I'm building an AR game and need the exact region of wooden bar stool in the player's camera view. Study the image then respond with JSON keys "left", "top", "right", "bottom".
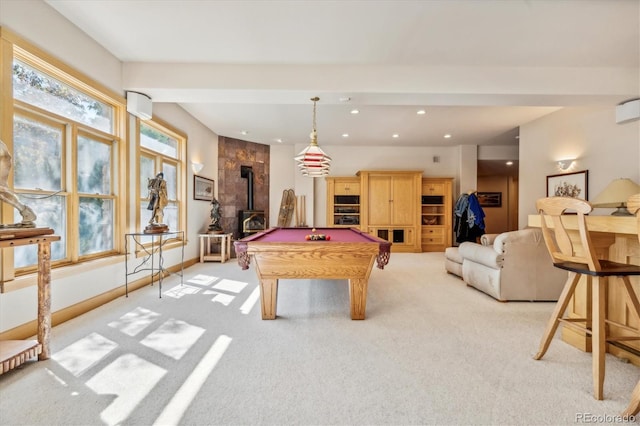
{"left": 623, "top": 193, "right": 640, "bottom": 416}
{"left": 534, "top": 196, "right": 640, "bottom": 400}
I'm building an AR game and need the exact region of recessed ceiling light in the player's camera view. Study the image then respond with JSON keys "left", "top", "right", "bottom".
{"left": 506, "top": 161, "right": 513, "bottom": 166}
{"left": 417, "top": 110, "right": 426, "bottom": 115}
{"left": 342, "top": 133, "right": 349, "bottom": 138}
{"left": 241, "top": 130, "right": 249, "bottom": 135}
{"left": 392, "top": 134, "right": 399, "bottom": 138}
{"left": 339, "top": 97, "right": 351, "bottom": 102}
{"left": 350, "top": 109, "right": 359, "bottom": 114}
{"left": 275, "top": 138, "right": 283, "bottom": 143}
{"left": 444, "top": 134, "right": 452, "bottom": 139}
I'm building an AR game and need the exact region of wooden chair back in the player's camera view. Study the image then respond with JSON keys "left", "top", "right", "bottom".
{"left": 536, "top": 196, "right": 600, "bottom": 271}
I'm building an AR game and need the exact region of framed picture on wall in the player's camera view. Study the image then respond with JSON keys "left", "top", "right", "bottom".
{"left": 194, "top": 175, "right": 214, "bottom": 201}
{"left": 546, "top": 170, "right": 589, "bottom": 200}
{"left": 477, "top": 192, "right": 502, "bottom": 207}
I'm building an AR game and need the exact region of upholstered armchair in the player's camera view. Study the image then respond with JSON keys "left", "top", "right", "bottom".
{"left": 458, "top": 228, "right": 567, "bottom": 301}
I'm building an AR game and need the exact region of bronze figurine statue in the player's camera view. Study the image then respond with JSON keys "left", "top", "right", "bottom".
{"left": 145, "top": 172, "right": 169, "bottom": 233}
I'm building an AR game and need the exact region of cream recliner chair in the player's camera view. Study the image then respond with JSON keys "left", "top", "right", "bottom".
{"left": 458, "top": 228, "right": 567, "bottom": 301}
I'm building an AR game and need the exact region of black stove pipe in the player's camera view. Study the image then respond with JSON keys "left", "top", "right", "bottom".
{"left": 240, "top": 165, "right": 254, "bottom": 211}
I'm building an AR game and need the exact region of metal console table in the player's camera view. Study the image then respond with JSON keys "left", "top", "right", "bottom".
{"left": 124, "top": 230, "right": 184, "bottom": 298}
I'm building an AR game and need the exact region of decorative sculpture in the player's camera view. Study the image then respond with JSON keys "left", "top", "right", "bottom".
{"left": 208, "top": 196, "right": 223, "bottom": 233}
{"left": 145, "top": 172, "right": 169, "bottom": 233}
{"left": 0, "top": 139, "right": 37, "bottom": 228}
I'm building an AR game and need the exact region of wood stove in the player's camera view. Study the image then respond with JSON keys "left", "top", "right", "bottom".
{"left": 239, "top": 165, "right": 266, "bottom": 237}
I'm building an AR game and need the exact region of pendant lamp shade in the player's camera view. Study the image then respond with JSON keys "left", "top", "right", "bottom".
{"left": 296, "top": 97, "right": 331, "bottom": 177}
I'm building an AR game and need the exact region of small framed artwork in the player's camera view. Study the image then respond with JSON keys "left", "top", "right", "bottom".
{"left": 477, "top": 192, "right": 502, "bottom": 207}
{"left": 546, "top": 170, "right": 589, "bottom": 200}
{"left": 194, "top": 175, "right": 214, "bottom": 201}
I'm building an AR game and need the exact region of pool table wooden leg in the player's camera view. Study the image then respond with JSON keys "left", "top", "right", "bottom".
{"left": 349, "top": 278, "right": 368, "bottom": 320}
{"left": 260, "top": 279, "right": 278, "bottom": 320}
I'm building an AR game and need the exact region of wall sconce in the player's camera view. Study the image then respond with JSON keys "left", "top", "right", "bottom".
{"left": 191, "top": 162, "right": 204, "bottom": 174}
{"left": 557, "top": 159, "right": 575, "bottom": 171}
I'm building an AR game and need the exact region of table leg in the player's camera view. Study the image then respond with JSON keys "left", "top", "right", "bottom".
{"left": 349, "top": 278, "right": 368, "bottom": 320}
{"left": 221, "top": 235, "right": 227, "bottom": 263}
{"left": 592, "top": 276, "right": 605, "bottom": 400}
{"left": 259, "top": 279, "right": 278, "bottom": 320}
{"left": 199, "top": 236, "right": 204, "bottom": 263}
{"left": 37, "top": 242, "right": 51, "bottom": 360}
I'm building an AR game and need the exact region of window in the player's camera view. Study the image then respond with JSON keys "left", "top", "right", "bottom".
{"left": 77, "top": 133, "right": 115, "bottom": 256}
{"left": 13, "top": 59, "right": 114, "bottom": 133}
{"left": 2, "top": 41, "right": 125, "bottom": 277}
{"left": 12, "top": 112, "right": 67, "bottom": 267}
{"left": 138, "top": 121, "right": 186, "bottom": 235}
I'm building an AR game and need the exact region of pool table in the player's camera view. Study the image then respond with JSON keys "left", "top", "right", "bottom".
{"left": 234, "top": 227, "right": 391, "bottom": 320}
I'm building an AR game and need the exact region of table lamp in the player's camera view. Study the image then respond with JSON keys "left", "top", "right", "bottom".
{"left": 591, "top": 178, "right": 640, "bottom": 216}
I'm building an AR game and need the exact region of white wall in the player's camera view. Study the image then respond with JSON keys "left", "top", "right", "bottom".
{"left": 268, "top": 144, "right": 296, "bottom": 227}
{"left": 519, "top": 106, "right": 640, "bottom": 226}
{"left": 1, "top": 0, "right": 122, "bottom": 94}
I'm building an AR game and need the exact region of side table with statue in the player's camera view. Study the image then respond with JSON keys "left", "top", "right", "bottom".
{"left": 0, "top": 139, "right": 59, "bottom": 374}
{"left": 127, "top": 171, "right": 184, "bottom": 297}
{"left": 199, "top": 196, "right": 231, "bottom": 262}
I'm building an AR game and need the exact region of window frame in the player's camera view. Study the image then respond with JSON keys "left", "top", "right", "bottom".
{"left": 0, "top": 28, "right": 127, "bottom": 285}
{"left": 75, "top": 129, "right": 119, "bottom": 261}
{"left": 134, "top": 118, "right": 187, "bottom": 249}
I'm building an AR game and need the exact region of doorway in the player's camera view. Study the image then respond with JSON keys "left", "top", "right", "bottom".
{"left": 477, "top": 160, "right": 519, "bottom": 234}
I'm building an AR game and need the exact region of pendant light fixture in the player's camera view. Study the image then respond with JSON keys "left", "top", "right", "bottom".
{"left": 295, "top": 97, "right": 331, "bottom": 177}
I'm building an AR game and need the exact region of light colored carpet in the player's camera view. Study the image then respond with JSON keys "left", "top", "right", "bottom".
{"left": 1, "top": 252, "right": 638, "bottom": 425}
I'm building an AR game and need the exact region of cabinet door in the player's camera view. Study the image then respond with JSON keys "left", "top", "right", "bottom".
{"left": 391, "top": 174, "right": 415, "bottom": 225}
{"left": 334, "top": 178, "right": 360, "bottom": 196}
{"left": 326, "top": 177, "right": 361, "bottom": 228}
{"left": 368, "top": 175, "right": 392, "bottom": 225}
{"left": 423, "top": 182, "right": 444, "bottom": 196}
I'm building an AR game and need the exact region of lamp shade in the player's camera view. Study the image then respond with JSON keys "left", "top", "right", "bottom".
{"left": 296, "top": 97, "right": 331, "bottom": 177}
{"left": 592, "top": 178, "right": 640, "bottom": 208}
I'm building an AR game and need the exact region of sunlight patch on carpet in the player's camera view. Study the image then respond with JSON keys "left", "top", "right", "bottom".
{"left": 240, "top": 285, "right": 260, "bottom": 315}
{"left": 152, "top": 335, "right": 232, "bottom": 426}
{"left": 85, "top": 353, "right": 166, "bottom": 426}
{"left": 187, "top": 274, "right": 218, "bottom": 286}
{"left": 209, "top": 291, "right": 235, "bottom": 306}
{"left": 140, "top": 318, "right": 205, "bottom": 360}
{"left": 212, "top": 278, "right": 248, "bottom": 293}
{"left": 163, "top": 284, "right": 202, "bottom": 298}
{"left": 52, "top": 332, "right": 118, "bottom": 377}
{"left": 108, "top": 307, "right": 160, "bottom": 337}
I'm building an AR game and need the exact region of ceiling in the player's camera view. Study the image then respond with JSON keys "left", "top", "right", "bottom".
{"left": 45, "top": 0, "right": 639, "bottom": 153}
